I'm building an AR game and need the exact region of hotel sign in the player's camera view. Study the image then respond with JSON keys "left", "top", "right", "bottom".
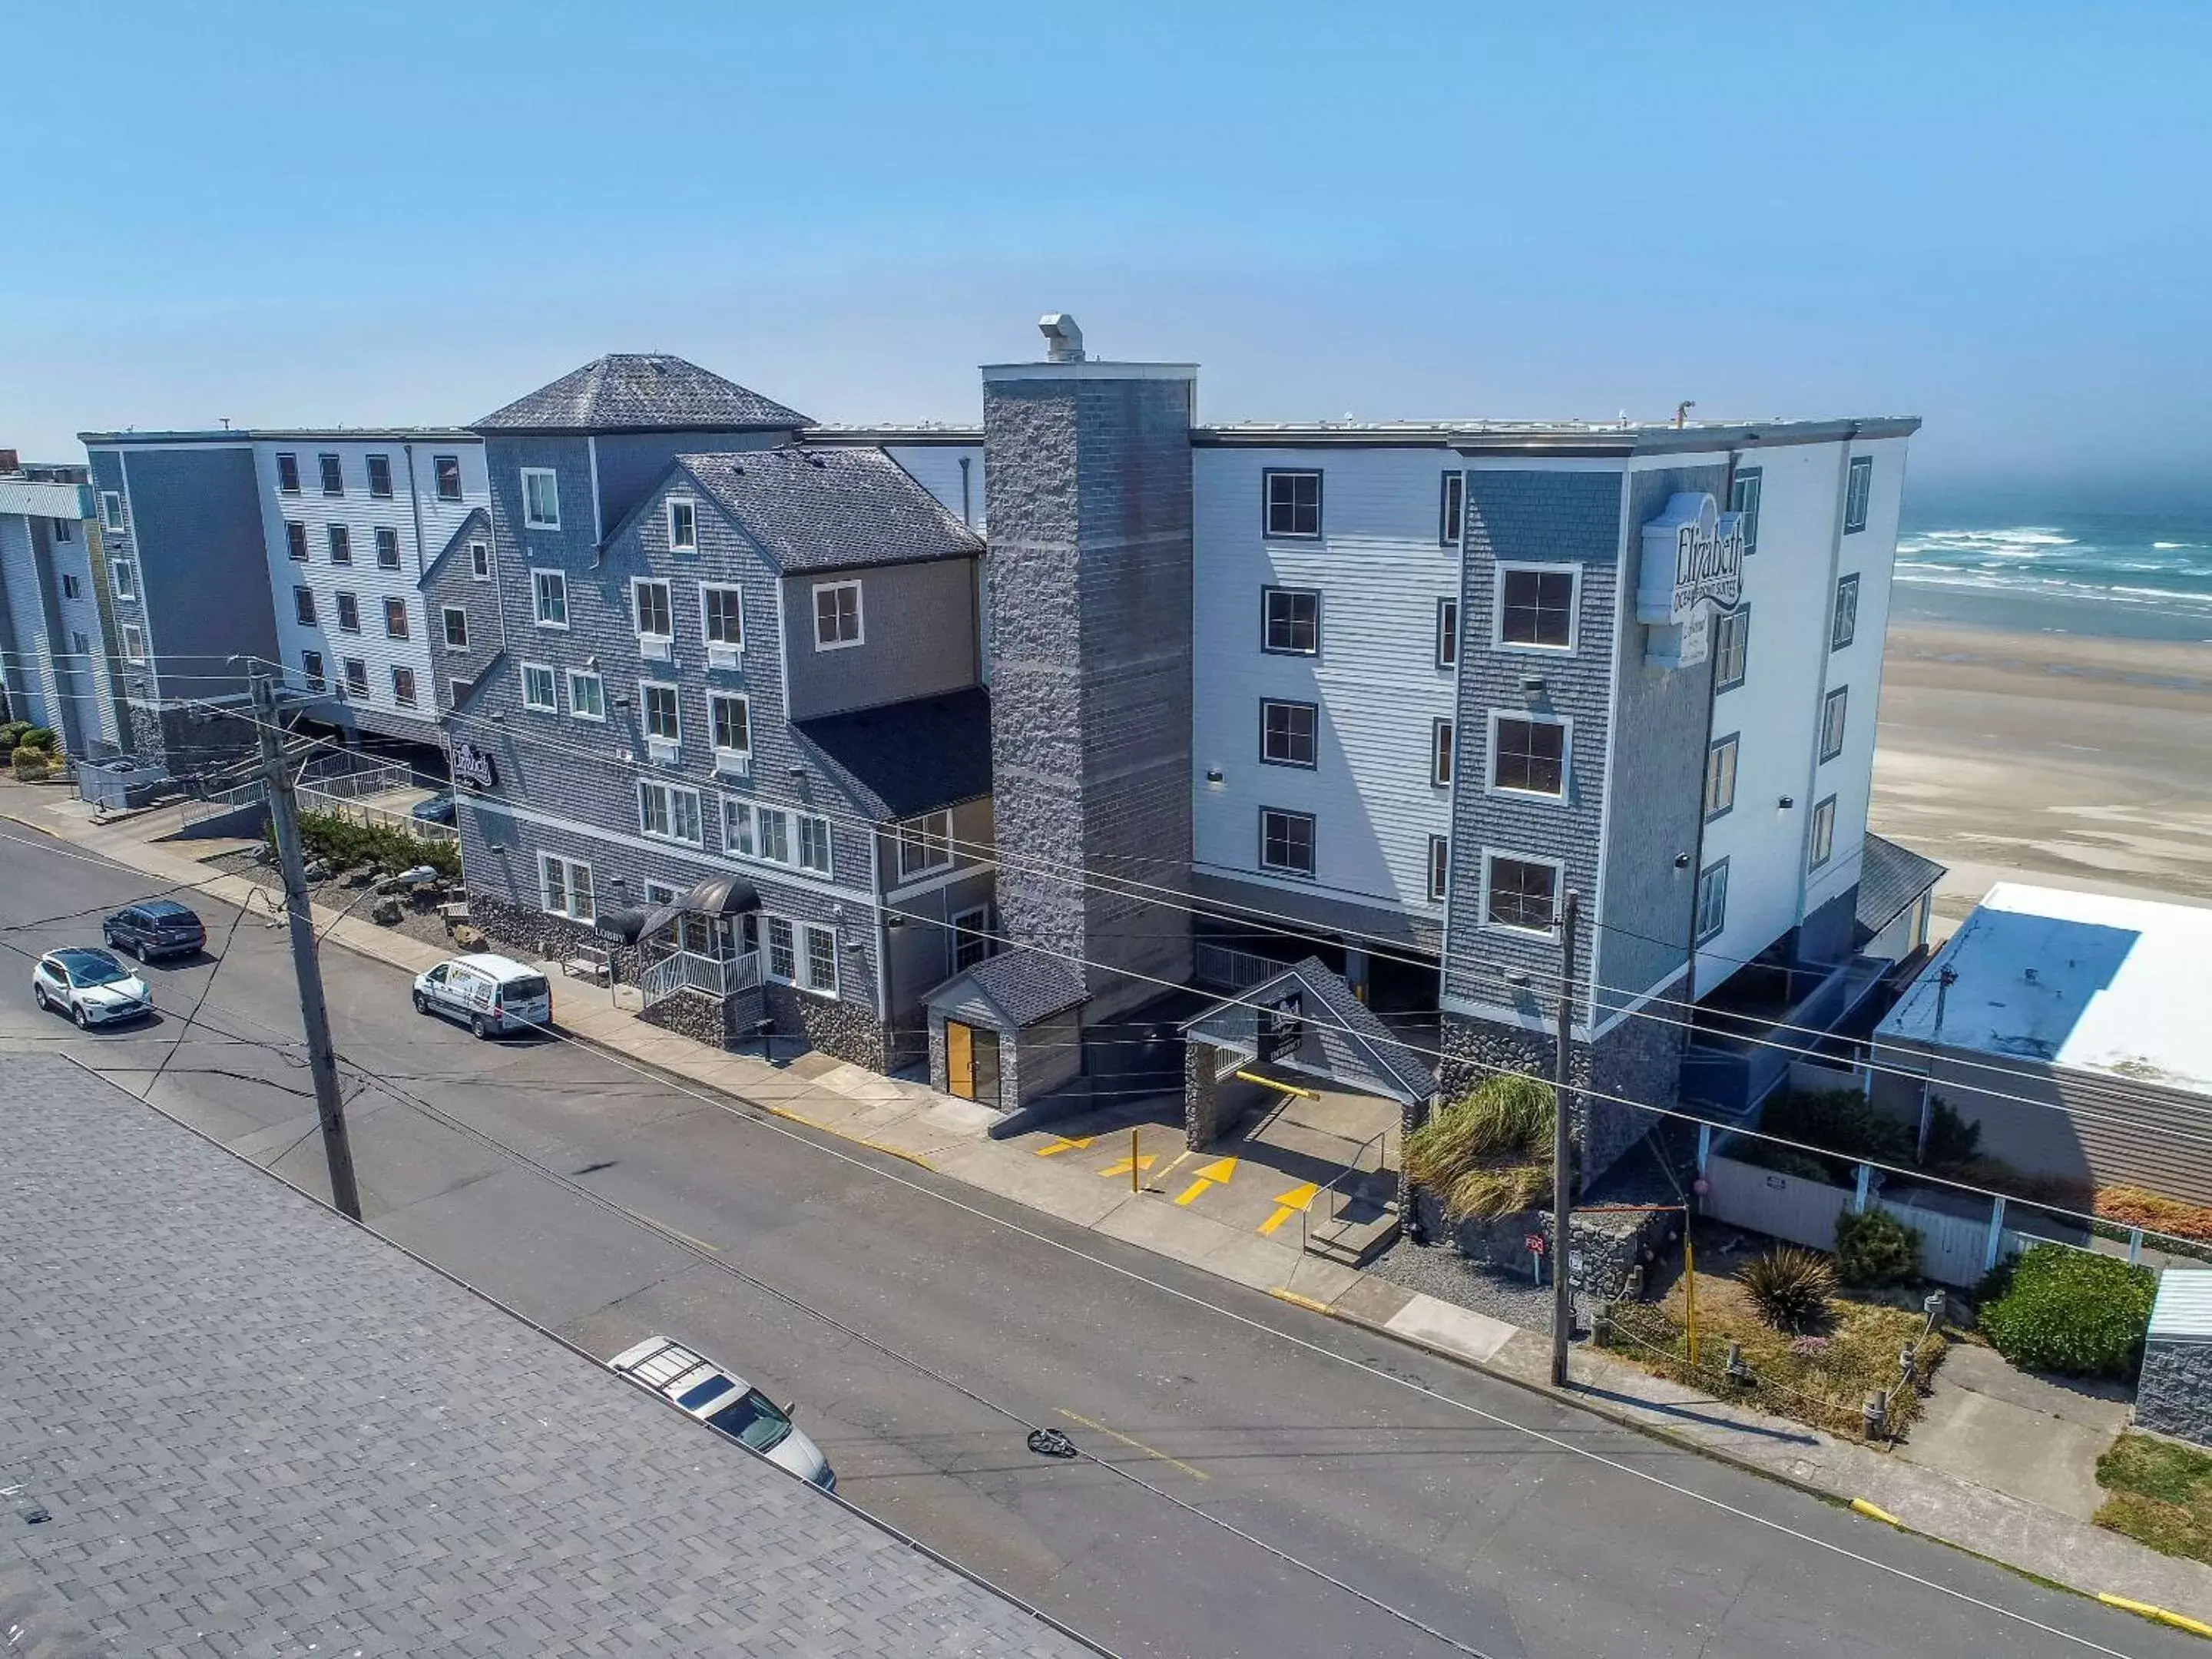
{"left": 1637, "top": 492, "right": 1747, "bottom": 669}
{"left": 451, "top": 740, "right": 498, "bottom": 793}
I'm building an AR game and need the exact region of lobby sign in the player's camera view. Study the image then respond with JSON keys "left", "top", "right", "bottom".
{"left": 451, "top": 740, "right": 498, "bottom": 793}
{"left": 1636, "top": 492, "right": 1747, "bottom": 669}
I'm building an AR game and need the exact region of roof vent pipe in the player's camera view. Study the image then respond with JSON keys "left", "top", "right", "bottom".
{"left": 1038, "top": 313, "right": 1085, "bottom": 363}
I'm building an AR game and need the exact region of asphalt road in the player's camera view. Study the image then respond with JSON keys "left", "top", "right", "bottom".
{"left": 0, "top": 823, "right": 2189, "bottom": 1659}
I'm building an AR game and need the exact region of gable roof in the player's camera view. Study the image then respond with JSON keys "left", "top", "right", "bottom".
{"left": 926, "top": 950, "right": 1088, "bottom": 1029}
{"left": 473, "top": 354, "right": 810, "bottom": 434}
{"left": 1183, "top": 957, "right": 1438, "bottom": 1106}
{"left": 418, "top": 505, "right": 492, "bottom": 587}
{"left": 1854, "top": 831, "right": 1946, "bottom": 943}
{"left": 796, "top": 687, "right": 992, "bottom": 820}
{"left": 677, "top": 446, "right": 984, "bottom": 573}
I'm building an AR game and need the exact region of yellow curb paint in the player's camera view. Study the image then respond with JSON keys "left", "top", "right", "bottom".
{"left": 1849, "top": 1498, "right": 1902, "bottom": 1527}
{"left": 1232, "top": 1068, "right": 1319, "bottom": 1099}
{"left": 1258, "top": 1181, "right": 1320, "bottom": 1236}
{"left": 2098, "top": 1593, "right": 2212, "bottom": 1639}
{"left": 1268, "top": 1288, "right": 1333, "bottom": 1315}
{"left": 758, "top": 1104, "right": 934, "bottom": 1171}
{"left": 1173, "top": 1157, "right": 1237, "bottom": 1206}
{"left": 1056, "top": 1408, "right": 1209, "bottom": 1482}
{"left": 1034, "top": 1136, "right": 1095, "bottom": 1157}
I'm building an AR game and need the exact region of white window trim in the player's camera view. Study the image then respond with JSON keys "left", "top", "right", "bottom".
{"left": 1704, "top": 731, "right": 1740, "bottom": 821}
{"left": 1257, "top": 806, "right": 1316, "bottom": 878}
{"left": 1491, "top": 561, "right": 1581, "bottom": 655}
{"left": 1435, "top": 597, "right": 1459, "bottom": 670}
{"left": 1427, "top": 834, "right": 1449, "bottom": 904}
{"left": 334, "top": 591, "right": 361, "bottom": 634}
{"left": 1808, "top": 795, "right": 1839, "bottom": 870}
{"left": 521, "top": 467, "right": 561, "bottom": 530}
{"left": 382, "top": 597, "right": 410, "bottom": 641}
{"left": 708, "top": 692, "right": 750, "bottom": 760}
{"left": 700, "top": 583, "right": 745, "bottom": 658}
{"left": 341, "top": 658, "right": 369, "bottom": 699}
{"left": 1478, "top": 847, "right": 1566, "bottom": 939}
{"left": 636, "top": 778, "right": 705, "bottom": 846}
{"left": 101, "top": 491, "right": 124, "bottom": 530}
{"left": 442, "top": 607, "right": 469, "bottom": 651}
{"left": 761, "top": 914, "right": 800, "bottom": 987}
{"left": 1482, "top": 709, "right": 1572, "bottom": 801}
{"left": 951, "top": 903, "right": 991, "bottom": 972}
{"left": 519, "top": 660, "right": 558, "bottom": 714}
{"left": 812, "top": 579, "right": 864, "bottom": 651}
{"left": 731, "top": 805, "right": 834, "bottom": 877}
{"left": 1820, "top": 686, "right": 1849, "bottom": 762}
{"left": 121, "top": 623, "right": 145, "bottom": 664}
{"left": 1696, "top": 858, "right": 1731, "bottom": 945}
{"left": 666, "top": 495, "right": 698, "bottom": 553}
{"left": 1431, "top": 718, "right": 1454, "bottom": 790}
{"left": 566, "top": 670, "right": 606, "bottom": 723}
{"left": 720, "top": 796, "right": 755, "bottom": 858}
{"left": 796, "top": 813, "right": 835, "bottom": 877}
{"left": 639, "top": 677, "right": 682, "bottom": 754}
{"left": 111, "top": 558, "right": 136, "bottom": 598}
{"left": 469, "top": 540, "right": 490, "bottom": 581}
{"left": 896, "top": 810, "right": 955, "bottom": 880}
{"left": 531, "top": 567, "right": 569, "bottom": 631}
{"left": 538, "top": 853, "right": 595, "bottom": 922}
{"left": 800, "top": 920, "right": 841, "bottom": 998}
{"left": 632, "top": 577, "right": 675, "bottom": 654}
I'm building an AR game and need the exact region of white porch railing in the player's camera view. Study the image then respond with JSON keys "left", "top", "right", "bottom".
{"left": 637, "top": 949, "right": 761, "bottom": 1009}
{"left": 1194, "top": 940, "right": 1288, "bottom": 994}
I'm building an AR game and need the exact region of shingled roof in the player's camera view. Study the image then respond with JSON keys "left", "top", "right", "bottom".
{"left": 680, "top": 445, "right": 985, "bottom": 572}
{"left": 797, "top": 687, "right": 992, "bottom": 820}
{"left": 474, "top": 353, "right": 811, "bottom": 433}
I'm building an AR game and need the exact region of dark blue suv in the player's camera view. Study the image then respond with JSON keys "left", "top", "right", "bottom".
{"left": 101, "top": 899, "right": 207, "bottom": 962}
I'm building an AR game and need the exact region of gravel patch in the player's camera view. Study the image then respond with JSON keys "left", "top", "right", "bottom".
{"left": 200, "top": 848, "right": 457, "bottom": 955}
{"left": 1367, "top": 1235, "right": 1557, "bottom": 1333}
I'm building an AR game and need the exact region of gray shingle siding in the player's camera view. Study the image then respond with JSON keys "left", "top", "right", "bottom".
{"left": 420, "top": 508, "right": 502, "bottom": 711}
{"left": 593, "top": 428, "right": 786, "bottom": 534}
{"left": 1444, "top": 468, "right": 1622, "bottom": 1012}
{"left": 780, "top": 560, "right": 980, "bottom": 719}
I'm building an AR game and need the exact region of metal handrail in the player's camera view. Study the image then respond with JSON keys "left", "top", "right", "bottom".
{"left": 1300, "top": 1126, "right": 1392, "bottom": 1256}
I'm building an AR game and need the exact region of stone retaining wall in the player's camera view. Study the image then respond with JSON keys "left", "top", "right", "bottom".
{"left": 2136, "top": 1339, "right": 2212, "bottom": 1449}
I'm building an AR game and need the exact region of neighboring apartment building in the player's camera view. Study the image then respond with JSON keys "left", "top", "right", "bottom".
{"left": 440, "top": 355, "right": 996, "bottom": 1067}
{"left": 75, "top": 428, "right": 492, "bottom": 777}
{"left": 0, "top": 452, "right": 127, "bottom": 757}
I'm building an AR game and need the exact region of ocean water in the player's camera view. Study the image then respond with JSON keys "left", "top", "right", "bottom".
{"left": 1890, "top": 508, "right": 2212, "bottom": 643}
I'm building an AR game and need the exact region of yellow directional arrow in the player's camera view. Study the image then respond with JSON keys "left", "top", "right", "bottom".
{"left": 1098, "top": 1154, "right": 1156, "bottom": 1179}
{"left": 1034, "top": 1136, "right": 1095, "bottom": 1157}
{"left": 1259, "top": 1181, "right": 1320, "bottom": 1236}
{"left": 1173, "top": 1157, "right": 1238, "bottom": 1206}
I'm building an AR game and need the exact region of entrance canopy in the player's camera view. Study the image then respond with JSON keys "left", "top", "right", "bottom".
{"left": 1181, "top": 956, "right": 1436, "bottom": 1107}
{"left": 596, "top": 873, "right": 760, "bottom": 945}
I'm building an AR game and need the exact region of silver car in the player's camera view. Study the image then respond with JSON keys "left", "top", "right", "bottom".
{"left": 31, "top": 947, "right": 153, "bottom": 1028}
{"left": 608, "top": 1336, "right": 835, "bottom": 1490}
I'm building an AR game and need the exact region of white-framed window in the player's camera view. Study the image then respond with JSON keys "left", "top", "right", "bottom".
{"left": 531, "top": 568, "right": 568, "bottom": 628}
{"left": 760, "top": 915, "right": 796, "bottom": 983}
{"left": 641, "top": 680, "right": 681, "bottom": 743}
{"left": 1431, "top": 718, "right": 1454, "bottom": 788}
{"left": 637, "top": 779, "right": 704, "bottom": 845}
{"left": 667, "top": 496, "right": 697, "bottom": 552}
{"left": 110, "top": 558, "right": 135, "bottom": 598}
{"left": 1831, "top": 574, "right": 1861, "bottom": 651}
{"left": 383, "top": 598, "right": 409, "bottom": 640}
{"left": 644, "top": 879, "right": 678, "bottom": 906}
{"left": 375, "top": 526, "right": 401, "bottom": 569}
{"left": 366, "top": 454, "right": 393, "bottom": 499}
{"left": 342, "top": 657, "right": 369, "bottom": 698}
{"left": 796, "top": 814, "right": 833, "bottom": 875}
{"left": 567, "top": 670, "right": 605, "bottom": 721}
{"left": 327, "top": 524, "right": 352, "bottom": 565}
{"left": 1696, "top": 858, "right": 1730, "bottom": 944}
{"left": 121, "top": 622, "right": 144, "bottom": 663}
{"left": 469, "top": 539, "right": 489, "bottom": 580}
{"left": 391, "top": 666, "right": 418, "bottom": 707}
{"left": 1260, "top": 699, "right": 1318, "bottom": 769}
{"left": 522, "top": 467, "right": 561, "bottom": 530}
{"left": 1435, "top": 598, "right": 1459, "bottom": 669}
{"left": 539, "top": 853, "right": 596, "bottom": 922}
{"left": 100, "top": 490, "right": 124, "bottom": 530}
{"left": 1439, "top": 472, "right": 1464, "bottom": 547}
{"left": 896, "top": 810, "right": 953, "bottom": 879}
{"left": 1843, "top": 455, "right": 1873, "bottom": 534}
{"left": 1714, "top": 606, "right": 1750, "bottom": 692}
{"left": 952, "top": 905, "right": 990, "bottom": 972}
{"left": 1489, "top": 713, "right": 1568, "bottom": 798}
{"left": 755, "top": 805, "right": 791, "bottom": 864}
{"left": 435, "top": 455, "right": 463, "bottom": 502}
{"left": 1495, "top": 565, "right": 1578, "bottom": 651}
{"left": 1809, "top": 795, "right": 1838, "bottom": 870}
{"left": 335, "top": 591, "right": 360, "bottom": 633}
{"left": 1730, "top": 468, "right": 1762, "bottom": 554}
{"left": 721, "top": 796, "right": 755, "bottom": 856}
{"left": 275, "top": 453, "right": 300, "bottom": 495}
{"left": 442, "top": 607, "right": 469, "bottom": 650}
{"left": 1704, "top": 733, "right": 1739, "bottom": 820}
{"left": 1820, "top": 686, "right": 1849, "bottom": 761}
{"left": 710, "top": 692, "right": 750, "bottom": 762}
{"left": 318, "top": 453, "right": 344, "bottom": 496}
{"left": 1481, "top": 851, "right": 1561, "bottom": 936}
{"left": 633, "top": 578, "right": 674, "bottom": 643}
{"left": 300, "top": 650, "right": 325, "bottom": 691}
{"left": 1263, "top": 469, "right": 1322, "bottom": 538}
{"left": 1428, "top": 835, "right": 1449, "bottom": 903}
{"left": 521, "top": 661, "right": 558, "bottom": 712}
{"left": 701, "top": 584, "right": 744, "bottom": 651}
{"left": 801, "top": 922, "right": 839, "bottom": 995}
{"left": 1261, "top": 586, "right": 1320, "bottom": 655}
{"left": 293, "top": 587, "right": 316, "bottom": 626}
{"left": 813, "top": 579, "right": 863, "bottom": 650}
{"left": 1259, "top": 807, "right": 1316, "bottom": 877}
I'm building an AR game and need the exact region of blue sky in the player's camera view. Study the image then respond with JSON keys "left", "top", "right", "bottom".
{"left": 5, "top": 2, "right": 2206, "bottom": 498}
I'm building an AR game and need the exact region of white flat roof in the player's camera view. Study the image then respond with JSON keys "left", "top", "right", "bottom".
{"left": 2150, "top": 1270, "right": 2212, "bottom": 1343}
{"left": 1876, "top": 882, "right": 2212, "bottom": 1098}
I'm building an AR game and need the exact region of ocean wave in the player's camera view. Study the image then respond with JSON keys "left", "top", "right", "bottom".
{"left": 2152, "top": 541, "right": 2203, "bottom": 551}
{"left": 1893, "top": 563, "right": 2212, "bottom": 612}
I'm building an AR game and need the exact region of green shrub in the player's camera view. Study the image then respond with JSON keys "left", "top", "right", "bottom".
{"left": 1760, "top": 1088, "right": 1914, "bottom": 1167}
{"left": 1734, "top": 1141, "right": 1840, "bottom": 1185}
{"left": 1405, "top": 1073, "right": 1557, "bottom": 1222}
{"left": 17, "top": 726, "right": 56, "bottom": 753}
{"left": 265, "top": 811, "right": 460, "bottom": 882}
{"left": 1978, "top": 1243, "right": 2155, "bottom": 1379}
{"left": 1920, "top": 1098, "right": 1982, "bottom": 1167}
{"left": 1739, "top": 1247, "right": 1838, "bottom": 1332}
{"left": 12, "top": 744, "right": 52, "bottom": 780}
{"left": 1835, "top": 1207, "right": 1922, "bottom": 1286}
{"left": 0, "top": 720, "right": 31, "bottom": 751}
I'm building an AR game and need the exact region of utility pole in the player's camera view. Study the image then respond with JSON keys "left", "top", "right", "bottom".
{"left": 250, "top": 670, "right": 361, "bottom": 1220}
{"left": 1551, "top": 889, "right": 1581, "bottom": 1388}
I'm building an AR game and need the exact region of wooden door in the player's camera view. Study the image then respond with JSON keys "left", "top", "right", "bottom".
{"left": 947, "top": 1021, "right": 975, "bottom": 1099}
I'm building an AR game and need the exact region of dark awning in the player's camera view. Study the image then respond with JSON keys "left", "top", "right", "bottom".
{"left": 593, "top": 873, "right": 760, "bottom": 945}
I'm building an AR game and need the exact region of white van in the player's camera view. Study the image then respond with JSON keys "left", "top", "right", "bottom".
{"left": 608, "top": 1336, "right": 835, "bottom": 1489}
{"left": 411, "top": 952, "right": 553, "bottom": 1038}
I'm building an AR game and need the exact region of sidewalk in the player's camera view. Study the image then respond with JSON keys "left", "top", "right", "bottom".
{"left": 7, "top": 782, "right": 2209, "bottom": 1624}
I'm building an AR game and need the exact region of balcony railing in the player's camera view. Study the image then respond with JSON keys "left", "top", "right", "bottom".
{"left": 637, "top": 948, "right": 761, "bottom": 1009}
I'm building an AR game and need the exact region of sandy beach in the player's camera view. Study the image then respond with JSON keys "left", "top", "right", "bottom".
{"left": 1872, "top": 621, "right": 2212, "bottom": 922}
